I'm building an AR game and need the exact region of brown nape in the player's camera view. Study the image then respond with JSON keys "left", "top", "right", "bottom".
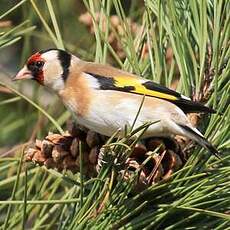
{"left": 82, "top": 62, "right": 136, "bottom": 78}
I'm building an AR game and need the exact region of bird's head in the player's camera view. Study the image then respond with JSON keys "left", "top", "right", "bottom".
{"left": 13, "top": 49, "right": 74, "bottom": 91}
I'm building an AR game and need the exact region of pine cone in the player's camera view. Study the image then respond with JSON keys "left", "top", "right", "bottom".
{"left": 25, "top": 121, "right": 186, "bottom": 190}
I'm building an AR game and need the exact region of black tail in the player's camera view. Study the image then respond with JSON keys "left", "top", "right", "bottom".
{"left": 178, "top": 124, "right": 220, "bottom": 159}
{"left": 173, "top": 99, "right": 216, "bottom": 114}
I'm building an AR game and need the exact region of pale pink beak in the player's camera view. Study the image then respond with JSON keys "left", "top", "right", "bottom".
{"left": 13, "top": 66, "right": 32, "bottom": 81}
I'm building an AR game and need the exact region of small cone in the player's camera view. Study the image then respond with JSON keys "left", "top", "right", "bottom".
{"left": 25, "top": 121, "right": 186, "bottom": 191}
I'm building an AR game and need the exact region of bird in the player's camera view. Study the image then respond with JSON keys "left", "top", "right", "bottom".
{"left": 13, "top": 48, "right": 219, "bottom": 157}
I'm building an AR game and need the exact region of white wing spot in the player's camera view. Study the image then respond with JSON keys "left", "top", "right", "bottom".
{"left": 181, "top": 94, "right": 191, "bottom": 100}
{"left": 83, "top": 73, "right": 100, "bottom": 89}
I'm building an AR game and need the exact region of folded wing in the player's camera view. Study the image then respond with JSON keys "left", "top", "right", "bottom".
{"left": 85, "top": 70, "right": 215, "bottom": 114}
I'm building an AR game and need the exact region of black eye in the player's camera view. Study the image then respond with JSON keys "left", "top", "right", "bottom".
{"left": 35, "top": 61, "right": 44, "bottom": 68}
{"left": 27, "top": 60, "right": 44, "bottom": 73}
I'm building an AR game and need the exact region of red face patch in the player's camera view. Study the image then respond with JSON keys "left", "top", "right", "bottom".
{"left": 27, "top": 52, "right": 42, "bottom": 65}
{"left": 27, "top": 52, "right": 45, "bottom": 85}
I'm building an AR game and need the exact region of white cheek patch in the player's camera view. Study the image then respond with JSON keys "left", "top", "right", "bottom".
{"left": 51, "top": 77, "right": 65, "bottom": 91}
{"left": 44, "top": 62, "right": 62, "bottom": 77}
{"left": 43, "top": 60, "right": 65, "bottom": 91}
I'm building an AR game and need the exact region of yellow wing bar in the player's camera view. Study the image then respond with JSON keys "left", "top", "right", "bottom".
{"left": 114, "top": 76, "right": 178, "bottom": 101}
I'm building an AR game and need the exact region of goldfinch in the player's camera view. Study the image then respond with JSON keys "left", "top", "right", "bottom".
{"left": 13, "top": 49, "right": 219, "bottom": 157}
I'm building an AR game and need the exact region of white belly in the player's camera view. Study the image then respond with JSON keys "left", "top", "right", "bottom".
{"left": 66, "top": 91, "right": 177, "bottom": 138}
{"left": 75, "top": 111, "right": 166, "bottom": 138}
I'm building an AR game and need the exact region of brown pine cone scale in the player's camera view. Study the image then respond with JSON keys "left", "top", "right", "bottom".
{"left": 25, "top": 122, "right": 186, "bottom": 189}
